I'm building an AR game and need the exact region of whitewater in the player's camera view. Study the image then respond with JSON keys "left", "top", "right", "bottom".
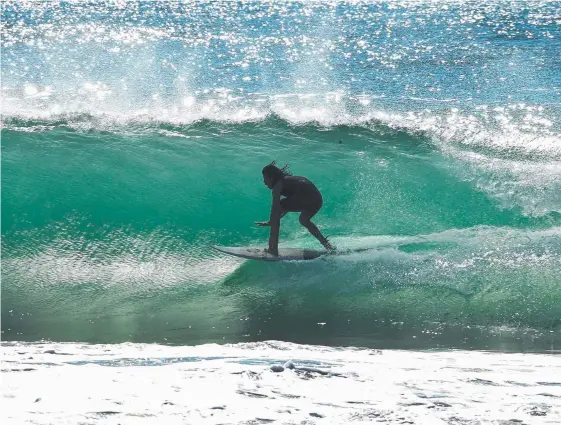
{"left": 1, "top": 1, "right": 561, "bottom": 423}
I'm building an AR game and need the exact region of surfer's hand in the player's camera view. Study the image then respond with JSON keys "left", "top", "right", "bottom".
{"left": 255, "top": 221, "right": 270, "bottom": 227}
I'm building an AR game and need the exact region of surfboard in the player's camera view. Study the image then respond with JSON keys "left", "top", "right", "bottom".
{"left": 212, "top": 245, "right": 327, "bottom": 261}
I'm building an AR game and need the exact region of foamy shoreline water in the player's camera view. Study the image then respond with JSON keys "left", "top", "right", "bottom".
{"left": 2, "top": 341, "right": 560, "bottom": 424}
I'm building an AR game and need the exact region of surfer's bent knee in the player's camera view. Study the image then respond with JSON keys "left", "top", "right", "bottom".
{"left": 299, "top": 214, "right": 310, "bottom": 226}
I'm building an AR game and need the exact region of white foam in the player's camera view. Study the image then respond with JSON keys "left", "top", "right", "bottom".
{"left": 2, "top": 341, "right": 560, "bottom": 424}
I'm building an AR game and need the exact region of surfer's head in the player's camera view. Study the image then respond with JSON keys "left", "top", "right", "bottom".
{"left": 262, "top": 161, "right": 291, "bottom": 189}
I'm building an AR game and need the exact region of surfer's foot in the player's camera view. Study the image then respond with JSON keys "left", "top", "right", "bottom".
{"left": 321, "top": 237, "right": 336, "bottom": 251}
{"left": 264, "top": 248, "right": 279, "bottom": 257}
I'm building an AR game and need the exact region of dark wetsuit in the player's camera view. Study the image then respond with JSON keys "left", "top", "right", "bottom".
{"left": 279, "top": 176, "right": 323, "bottom": 217}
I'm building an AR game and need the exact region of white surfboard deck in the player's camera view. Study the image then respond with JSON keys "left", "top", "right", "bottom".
{"left": 212, "top": 245, "right": 327, "bottom": 261}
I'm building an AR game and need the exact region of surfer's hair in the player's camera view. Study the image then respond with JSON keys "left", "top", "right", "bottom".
{"left": 262, "top": 160, "right": 291, "bottom": 184}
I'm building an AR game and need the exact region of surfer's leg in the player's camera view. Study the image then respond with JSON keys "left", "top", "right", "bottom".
{"left": 299, "top": 211, "right": 335, "bottom": 251}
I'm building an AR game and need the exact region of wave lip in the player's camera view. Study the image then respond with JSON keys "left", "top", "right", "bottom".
{"left": 3, "top": 94, "right": 560, "bottom": 154}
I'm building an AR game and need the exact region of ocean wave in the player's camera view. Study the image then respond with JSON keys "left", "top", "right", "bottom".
{"left": 3, "top": 103, "right": 561, "bottom": 223}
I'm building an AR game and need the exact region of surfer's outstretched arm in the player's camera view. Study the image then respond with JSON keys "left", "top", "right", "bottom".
{"left": 255, "top": 210, "right": 287, "bottom": 227}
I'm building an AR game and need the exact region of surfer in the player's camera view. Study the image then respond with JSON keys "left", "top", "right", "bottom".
{"left": 255, "top": 161, "right": 335, "bottom": 256}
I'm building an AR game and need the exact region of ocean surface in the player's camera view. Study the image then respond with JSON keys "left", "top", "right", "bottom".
{"left": 1, "top": 1, "right": 561, "bottom": 423}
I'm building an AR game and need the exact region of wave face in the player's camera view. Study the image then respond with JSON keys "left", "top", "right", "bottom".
{"left": 2, "top": 1, "right": 561, "bottom": 350}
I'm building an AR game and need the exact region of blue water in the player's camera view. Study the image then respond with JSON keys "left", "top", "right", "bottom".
{"left": 1, "top": 1, "right": 560, "bottom": 351}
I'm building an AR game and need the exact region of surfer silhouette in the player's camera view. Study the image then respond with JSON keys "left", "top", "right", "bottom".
{"left": 255, "top": 161, "right": 335, "bottom": 256}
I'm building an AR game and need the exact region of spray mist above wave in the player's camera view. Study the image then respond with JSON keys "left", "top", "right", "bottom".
{"left": 3, "top": 0, "right": 560, "bottom": 162}
{"left": 3, "top": 0, "right": 560, "bottom": 116}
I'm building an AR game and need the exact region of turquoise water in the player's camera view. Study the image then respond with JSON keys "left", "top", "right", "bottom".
{"left": 2, "top": 1, "right": 560, "bottom": 350}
